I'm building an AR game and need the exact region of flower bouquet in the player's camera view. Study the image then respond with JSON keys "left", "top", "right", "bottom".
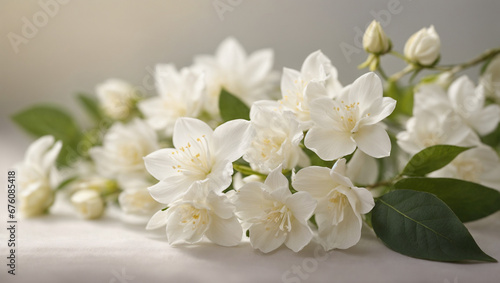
{"left": 13, "top": 21, "right": 500, "bottom": 262}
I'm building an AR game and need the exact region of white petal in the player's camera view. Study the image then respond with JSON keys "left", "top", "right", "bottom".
{"left": 245, "top": 49, "right": 273, "bottom": 84}
{"left": 309, "top": 97, "right": 337, "bottom": 129}
{"left": 173, "top": 118, "right": 213, "bottom": 149}
{"left": 300, "top": 50, "right": 331, "bottom": 82}
{"left": 249, "top": 223, "right": 287, "bottom": 253}
{"left": 317, "top": 203, "right": 362, "bottom": 250}
{"left": 351, "top": 187, "right": 375, "bottom": 215}
{"left": 148, "top": 175, "right": 195, "bottom": 204}
{"left": 207, "top": 191, "right": 234, "bottom": 219}
{"left": 292, "top": 166, "right": 334, "bottom": 199}
{"left": 212, "top": 119, "right": 252, "bottom": 162}
{"left": 143, "top": 148, "right": 178, "bottom": 180}
{"left": 146, "top": 209, "right": 169, "bottom": 230}
{"left": 25, "top": 135, "right": 55, "bottom": 165}
{"left": 216, "top": 37, "right": 246, "bottom": 71}
{"left": 329, "top": 159, "right": 354, "bottom": 188}
{"left": 346, "top": 150, "right": 378, "bottom": 186}
{"left": 353, "top": 124, "right": 391, "bottom": 158}
{"left": 305, "top": 127, "right": 357, "bottom": 161}
{"left": 42, "top": 140, "right": 62, "bottom": 172}
{"left": 205, "top": 215, "right": 242, "bottom": 247}
{"left": 304, "top": 81, "right": 329, "bottom": 102}
{"left": 235, "top": 182, "right": 272, "bottom": 221}
{"left": 361, "top": 97, "right": 397, "bottom": 126}
{"left": 284, "top": 218, "right": 313, "bottom": 252}
{"left": 264, "top": 165, "right": 289, "bottom": 191}
{"left": 467, "top": 104, "right": 500, "bottom": 135}
{"left": 206, "top": 160, "right": 234, "bottom": 193}
{"left": 448, "top": 76, "right": 477, "bottom": 112}
{"left": 348, "top": 72, "right": 383, "bottom": 106}
{"left": 281, "top": 68, "right": 302, "bottom": 97}
{"left": 285, "top": 191, "right": 317, "bottom": 222}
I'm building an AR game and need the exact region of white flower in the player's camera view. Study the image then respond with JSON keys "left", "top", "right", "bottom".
{"left": 17, "top": 136, "right": 61, "bottom": 217}
{"left": 397, "top": 110, "right": 480, "bottom": 155}
{"left": 429, "top": 145, "right": 500, "bottom": 190}
{"left": 89, "top": 118, "right": 159, "bottom": 179}
{"left": 71, "top": 189, "right": 105, "bottom": 219}
{"left": 117, "top": 176, "right": 161, "bottom": 215}
{"left": 414, "top": 76, "right": 500, "bottom": 135}
{"left": 234, "top": 166, "right": 317, "bottom": 253}
{"left": 480, "top": 55, "right": 500, "bottom": 102}
{"left": 194, "top": 37, "right": 278, "bottom": 116}
{"left": 293, "top": 159, "right": 374, "bottom": 250}
{"left": 404, "top": 25, "right": 441, "bottom": 66}
{"left": 346, "top": 150, "right": 379, "bottom": 186}
{"left": 96, "top": 79, "right": 137, "bottom": 120}
{"left": 305, "top": 72, "right": 396, "bottom": 160}
{"left": 138, "top": 64, "right": 205, "bottom": 135}
{"left": 146, "top": 182, "right": 242, "bottom": 246}
{"left": 144, "top": 117, "right": 253, "bottom": 205}
{"left": 363, "top": 20, "right": 391, "bottom": 54}
{"left": 244, "top": 100, "right": 310, "bottom": 174}
{"left": 279, "top": 50, "right": 342, "bottom": 129}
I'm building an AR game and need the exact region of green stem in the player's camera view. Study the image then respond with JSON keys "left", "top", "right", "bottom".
{"left": 233, "top": 164, "right": 267, "bottom": 178}
{"left": 377, "top": 63, "right": 389, "bottom": 80}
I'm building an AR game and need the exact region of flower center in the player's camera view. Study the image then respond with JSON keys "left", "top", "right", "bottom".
{"left": 178, "top": 205, "right": 209, "bottom": 230}
{"left": 327, "top": 190, "right": 349, "bottom": 225}
{"left": 263, "top": 202, "right": 292, "bottom": 237}
{"left": 171, "top": 135, "right": 213, "bottom": 179}
{"left": 334, "top": 100, "right": 369, "bottom": 133}
{"left": 118, "top": 142, "right": 144, "bottom": 166}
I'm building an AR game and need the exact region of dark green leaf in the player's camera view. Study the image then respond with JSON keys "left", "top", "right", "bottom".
{"left": 218, "top": 88, "right": 250, "bottom": 121}
{"left": 12, "top": 105, "right": 82, "bottom": 167}
{"left": 395, "top": 177, "right": 500, "bottom": 222}
{"left": 76, "top": 93, "right": 103, "bottom": 122}
{"left": 401, "top": 145, "right": 472, "bottom": 177}
{"left": 372, "top": 189, "right": 496, "bottom": 262}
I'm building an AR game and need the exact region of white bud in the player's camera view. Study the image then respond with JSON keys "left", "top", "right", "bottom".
{"left": 20, "top": 183, "right": 54, "bottom": 217}
{"left": 404, "top": 25, "right": 441, "bottom": 66}
{"left": 96, "top": 79, "right": 137, "bottom": 120}
{"left": 363, "top": 20, "right": 391, "bottom": 54}
{"left": 71, "top": 189, "right": 104, "bottom": 219}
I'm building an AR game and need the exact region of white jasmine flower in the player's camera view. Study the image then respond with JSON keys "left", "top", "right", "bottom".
{"left": 480, "top": 55, "right": 500, "bottom": 102}
{"left": 279, "top": 50, "right": 342, "bottom": 129}
{"left": 234, "top": 166, "right": 317, "bottom": 253}
{"left": 232, "top": 173, "right": 264, "bottom": 191}
{"left": 144, "top": 117, "right": 253, "bottom": 205}
{"left": 363, "top": 20, "right": 391, "bottom": 54}
{"left": 397, "top": 110, "right": 480, "bottom": 155}
{"left": 146, "top": 182, "right": 242, "bottom": 247}
{"left": 89, "top": 118, "right": 159, "bottom": 179}
{"left": 71, "top": 189, "right": 105, "bottom": 219}
{"left": 414, "top": 76, "right": 500, "bottom": 135}
{"left": 404, "top": 25, "right": 441, "bottom": 66}
{"left": 429, "top": 145, "right": 500, "bottom": 190}
{"left": 96, "top": 79, "right": 137, "bottom": 120}
{"left": 346, "top": 150, "right": 379, "bottom": 186}
{"left": 17, "top": 136, "right": 62, "bottom": 217}
{"left": 194, "top": 37, "right": 278, "bottom": 116}
{"left": 244, "top": 100, "right": 310, "bottom": 174}
{"left": 138, "top": 64, "right": 205, "bottom": 135}
{"left": 293, "top": 159, "right": 374, "bottom": 250}
{"left": 305, "top": 72, "right": 396, "bottom": 160}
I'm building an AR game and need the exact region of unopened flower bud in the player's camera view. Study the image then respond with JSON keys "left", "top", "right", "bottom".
{"left": 96, "top": 79, "right": 137, "bottom": 120}
{"left": 71, "top": 189, "right": 104, "bottom": 219}
{"left": 363, "top": 20, "right": 391, "bottom": 54}
{"left": 404, "top": 26, "right": 441, "bottom": 66}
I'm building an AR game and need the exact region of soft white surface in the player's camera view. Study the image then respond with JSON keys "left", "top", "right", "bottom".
{"left": 1, "top": 193, "right": 499, "bottom": 283}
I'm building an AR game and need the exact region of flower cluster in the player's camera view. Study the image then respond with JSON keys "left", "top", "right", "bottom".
{"left": 13, "top": 24, "right": 500, "bottom": 261}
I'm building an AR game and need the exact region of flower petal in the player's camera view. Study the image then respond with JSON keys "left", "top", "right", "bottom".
{"left": 143, "top": 148, "right": 178, "bottom": 180}
{"left": 305, "top": 127, "right": 356, "bottom": 161}
{"left": 235, "top": 182, "right": 273, "bottom": 221}
{"left": 284, "top": 218, "right": 313, "bottom": 252}
{"left": 212, "top": 119, "right": 252, "bottom": 162}
{"left": 173, "top": 118, "right": 213, "bottom": 149}
{"left": 353, "top": 124, "right": 391, "bottom": 158}
{"left": 245, "top": 49, "right": 274, "bottom": 84}
{"left": 286, "top": 191, "right": 317, "bottom": 223}
{"left": 249, "top": 223, "right": 287, "bottom": 253}
{"left": 292, "top": 166, "right": 333, "bottom": 199}
{"left": 300, "top": 50, "right": 331, "bottom": 82}
{"left": 148, "top": 175, "right": 195, "bottom": 204}
{"left": 146, "top": 209, "right": 169, "bottom": 230}
{"left": 317, "top": 202, "right": 362, "bottom": 250}
{"left": 264, "top": 165, "right": 289, "bottom": 192}
{"left": 347, "top": 72, "right": 383, "bottom": 106}
{"left": 205, "top": 215, "right": 242, "bottom": 247}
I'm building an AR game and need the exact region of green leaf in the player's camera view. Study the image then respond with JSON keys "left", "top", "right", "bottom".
{"left": 76, "top": 93, "right": 103, "bottom": 122}
{"left": 12, "top": 105, "right": 82, "bottom": 167}
{"left": 395, "top": 177, "right": 500, "bottom": 222}
{"left": 218, "top": 88, "right": 250, "bottom": 122}
{"left": 401, "top": 145, "right": 472, "bottom": 177}
{"left": 372, "top": 189, "right": 496, "bottom": 262}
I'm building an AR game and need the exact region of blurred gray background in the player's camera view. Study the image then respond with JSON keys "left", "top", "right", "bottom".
{"left": 1, "top": 0, "right": 500, "bottom": 165}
